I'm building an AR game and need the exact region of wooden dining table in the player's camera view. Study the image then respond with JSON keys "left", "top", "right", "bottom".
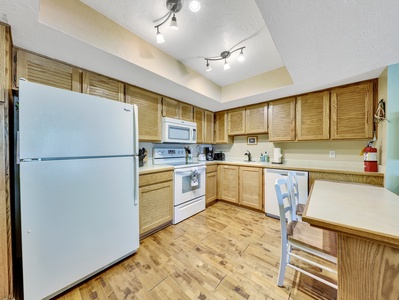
{"left": 303, "top": 180, "right": 399, "bottom": 300}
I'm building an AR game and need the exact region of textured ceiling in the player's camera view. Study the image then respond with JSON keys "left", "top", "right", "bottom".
{"left": 79, "top": 0, "right": 284, "bottom": 87}
{"left": 0, "top": 0, "right": 399, "bottom": 111}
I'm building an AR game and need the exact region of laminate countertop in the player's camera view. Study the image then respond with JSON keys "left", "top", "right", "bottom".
{"left": 303, "top": 180, "right": 399, "bottom": 248}
{"left": 139, "top": 160, "right": 384, "bottom": 177}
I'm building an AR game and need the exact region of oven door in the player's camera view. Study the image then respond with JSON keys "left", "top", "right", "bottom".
{"left": 174, "top": 166, "right": 206, "bottom": 205}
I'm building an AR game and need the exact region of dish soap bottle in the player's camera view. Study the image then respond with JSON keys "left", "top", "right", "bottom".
{"left": 260, "top": 153, "right": 265, "bottom": 162}
{"left": 264, "top": 151, "right": 269, "bottom": 162}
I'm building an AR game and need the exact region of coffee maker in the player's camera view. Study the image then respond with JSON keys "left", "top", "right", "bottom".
{"left": 205, "top": 146, "right": 214, "bottom": 161}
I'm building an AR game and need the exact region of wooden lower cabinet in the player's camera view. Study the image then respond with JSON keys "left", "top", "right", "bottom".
{"left": 239, "top": 167, "right": 263, "bottom": 210}
{"left": 218, "top": 165, "right": 239, "bottom": 203}
{"left": 206, "top": 165, "right": 217, "bottom": 204}
{"left": 218, "top": 164, "right": 263, "bottom": 210}
{"left": 139, "top": 171, "right": 173, "bottom": 237}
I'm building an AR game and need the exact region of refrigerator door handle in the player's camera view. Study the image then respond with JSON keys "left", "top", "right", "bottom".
{"left": 17, "top": 131, "right": 20, "bottom": 164}
{"left": 134, "top": 156, "right": 139, "bottom": 206}
{"left": 132, "top": 104, "right": 139, "bottom": 155}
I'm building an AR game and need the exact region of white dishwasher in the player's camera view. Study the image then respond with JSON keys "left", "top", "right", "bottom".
{"left": 264, "top": 169, "right": 309, "bottom": 218}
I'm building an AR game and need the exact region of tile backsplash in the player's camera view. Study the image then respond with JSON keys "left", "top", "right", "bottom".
{"left": 140, "top": 135, "right": 374, "bottom": 169}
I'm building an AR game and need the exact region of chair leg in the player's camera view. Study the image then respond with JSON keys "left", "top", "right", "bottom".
{"left": 278, "top": 242, "right": 288, "bottom": 286}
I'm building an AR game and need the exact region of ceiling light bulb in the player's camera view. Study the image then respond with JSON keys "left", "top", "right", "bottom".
{"left": 224, "top": 60, "right": 230, "bottom": 70}
{"left": 170, "top": 13, "right": 179, "bottom": 30}
{"left": 156, "top": 28, "right": 165, "bottom": 44}
{"left": 237, "top": 49, "right": 245, "bottom": 62}
{"left": 206, "top": 61, "right": 212, "bottom": 72}
{"left": 189, "top": 0, "right": 201, "bottom": 12}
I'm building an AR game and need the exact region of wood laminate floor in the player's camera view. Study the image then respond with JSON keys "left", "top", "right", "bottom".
{"left": 55, "top": 202, "right": 337, "bottom": 300}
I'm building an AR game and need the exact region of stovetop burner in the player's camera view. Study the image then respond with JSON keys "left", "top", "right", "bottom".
{"left": 152, "top": 147, "right": 205, "bottom": 168}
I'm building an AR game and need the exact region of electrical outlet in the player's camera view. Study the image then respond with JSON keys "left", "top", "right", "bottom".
{"left": 329, "top": 150, "right": 336, "bottom": 158}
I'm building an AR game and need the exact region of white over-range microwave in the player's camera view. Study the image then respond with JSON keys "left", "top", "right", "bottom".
{"left": 162, "top": 117, "right": 197, "bottom": 144}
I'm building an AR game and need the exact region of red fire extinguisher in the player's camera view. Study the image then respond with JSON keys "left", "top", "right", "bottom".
{"left": 362, "top": 142, "right": 378, "bottom": 172}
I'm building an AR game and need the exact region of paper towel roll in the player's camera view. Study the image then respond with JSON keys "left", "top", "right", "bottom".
{"left": 273, "top": 148, "right": 282, "bottom": 163}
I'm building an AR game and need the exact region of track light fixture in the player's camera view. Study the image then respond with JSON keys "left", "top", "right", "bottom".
{"left": 155, "top": 0, "right": 200, "bottom": 44}
{"left": 204, "top": 46, "right": 246, "bottom": 71}
{"left": 154, "top": 0, "right": 182, "bottom": 43}
{"left": 206, "top": 60, "right": 212, "bottom": 72}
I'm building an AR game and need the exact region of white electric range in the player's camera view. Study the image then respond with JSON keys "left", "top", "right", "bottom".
{"left": 153, "top": 148, "right": 206, "bottom": 224}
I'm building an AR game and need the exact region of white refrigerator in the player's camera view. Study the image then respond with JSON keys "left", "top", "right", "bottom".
{"left": 18, "top": 80, "right": 139, "bottom": 300}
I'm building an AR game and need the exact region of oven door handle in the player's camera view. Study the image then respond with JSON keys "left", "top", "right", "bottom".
{"left": 175, "top": 166, "right": 206, "bottom": 174}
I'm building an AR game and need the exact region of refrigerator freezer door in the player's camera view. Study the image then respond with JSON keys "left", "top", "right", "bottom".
{"left": 19, "top": 80, "right": 135, "bottom": 159}
{"left": 20, "top": 157, "right": 139, "bottom": 300}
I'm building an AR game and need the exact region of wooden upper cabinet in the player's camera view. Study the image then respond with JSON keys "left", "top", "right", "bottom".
{"left": 82, "top": 71, "right": 124, "bottom": 102}
{"left": 246, "top": 103, "right": 268, "bottom": 134}
{"left": 126, "top": 85, "right": 162, "bottom": 142}
{"left": 180, "top": 102, "right": 194, "bottom": 122}
{"left": 162, "top": 97, "right": 193, "bottom": 121}
{"left": 214, "top": 111, "right": 232, "bottom": 144}
{"left": 194, "top": 107, "right": 205, "bottom": 143}
{"left": 331, "top": 81, "right": 374, "bottom": 140}
{"left": 296, "top": 91, "right": 330, "bottom": 140}
{"left": 228, "top": 108, "right": 246, "bottom": 135}
{"left": 268, "top": 97, "right": 296, "bottom": 141}
{"left": 204, "top": 110, "right": 214, "bottom": 144}
{"left": 162, "top": 97, "right": 180, "bottom": 119}
{"left": 15, "top": 50, "right": 80, "bottom": 91}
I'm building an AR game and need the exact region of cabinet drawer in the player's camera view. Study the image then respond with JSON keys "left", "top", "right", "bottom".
{"left": 139, "top": 171, "right": 173, "bottom": 187}
{"left": 206, "top": 165, "right": 217, "bottom": 173}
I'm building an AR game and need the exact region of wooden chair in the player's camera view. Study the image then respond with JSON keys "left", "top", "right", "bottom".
{"left": 287, "top": 171, "right": 306, "bottom": 218}
{"left": 275, "top": 177, "right": 338, "bottom": 289}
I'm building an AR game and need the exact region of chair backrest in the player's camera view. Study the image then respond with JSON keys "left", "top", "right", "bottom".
{"left": 274, "top": 177, "right": 296, "bottom": 240}
{"left": 287, "top": 171, "right": 299, "bottom": 207}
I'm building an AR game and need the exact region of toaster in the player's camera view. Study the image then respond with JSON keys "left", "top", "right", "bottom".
{"left": 213, "top": 151, "right": 225, "bottom": 161}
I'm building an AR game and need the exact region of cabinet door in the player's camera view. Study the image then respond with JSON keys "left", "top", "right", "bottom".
{"left": 139, "top": 181, "right": 173, "bottom": 235}
{"left": 296, "top": 91, "right": 330, "bottom": 140}
{"left": 194, "top": 107, "right": 205, "bottom": 143}
{"left": 218, "top": 165, "right": 238, "bottom": 203}
{"left": 239, "top": 167, "right": 263, "bottom": 210}
{"left": 204, "top": 110, "right": 214, "bottom": 144}
{"left": 162, "top": 97, "right": 180, "bottom": 118}
{"left": 331, "top": 82, "right": 374, "bottom": 139}
{"left": 228, "top": 108, "right": 246, "bottom": 135}
{"left": 268, "top": 97, "right": 296, "bottom": 141}
{"left": 82, "top": 71, "right": 124, "bottom": 102}
{"left": 126, "top": 85, "right": 162, "bottom": 142}
{"left": 0, "top": 24, "right": 13, "bottom": 300}
{"left": 180, "top": 102, "right": 194, "bottom": 121}
{"left": 206, "top": 172, "right": 217, "bottom": 204}
{"left": 15, "top": 50, "right": 80, "bottom": 91}
{"left": 214, "top": 111, "right": 233, "bottom": 144}
{"left": 246, "top": 103, "right": 268, "bottom": 134}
